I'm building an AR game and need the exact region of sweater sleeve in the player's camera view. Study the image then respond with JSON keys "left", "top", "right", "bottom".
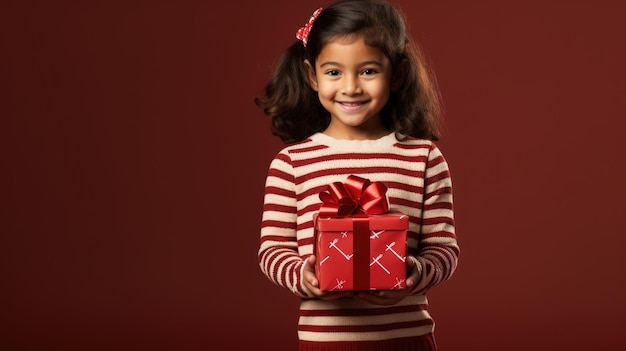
{"left": 258, "top": 151, "right": 311, "bottom": 298}
{"left": 409, "top": 143, "right": 459, "bottom": 295}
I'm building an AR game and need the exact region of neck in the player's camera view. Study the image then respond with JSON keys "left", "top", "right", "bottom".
{"left": 322, "top": 123, "right": 389, "bottom": 141}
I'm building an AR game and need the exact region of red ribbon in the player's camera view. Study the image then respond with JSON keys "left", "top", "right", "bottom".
{"left": 295, "top": 7, "right": 323, "bottom": 47}
{"left": 318, "top": 175, "right": 390, "bottom": 217}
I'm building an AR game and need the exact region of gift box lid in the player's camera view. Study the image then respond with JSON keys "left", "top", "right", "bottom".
{"left": 314, "top": 212, "right": 408, "bottom": 232}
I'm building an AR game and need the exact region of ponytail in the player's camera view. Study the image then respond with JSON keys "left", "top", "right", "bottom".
{"left": 255, "top": 42, "right": 329, "bottom": 143}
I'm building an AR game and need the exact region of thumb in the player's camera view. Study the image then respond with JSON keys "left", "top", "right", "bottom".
{"left": 303, "top": 255, "right": 319, "bottom": 287}
{"left": 405, "top": 256, "right": 416, "bottom": 287}
{"left": 406, "top": 256, "right": 415, "bottom": 268}
{"left": 303, "top": 255, "right": 316, "bottom": 272}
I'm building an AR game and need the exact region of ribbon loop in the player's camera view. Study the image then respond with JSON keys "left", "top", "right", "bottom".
{"left": 295, "top": 7, "right": 323, "bottom": 47}
{"left": 318, "top": 175, "right": 389, "bottom": 217}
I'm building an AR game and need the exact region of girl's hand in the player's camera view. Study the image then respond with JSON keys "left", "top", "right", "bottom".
{"left": 303, "top": 255, "right": 354, "bottom": 300}
{"left": 354, "top": 256, "right": 420, "bottom": 306}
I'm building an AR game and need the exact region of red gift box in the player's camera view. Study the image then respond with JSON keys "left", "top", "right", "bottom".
{"left": 312, "top": 175, "right": 409, "bottom": 291}
{"left": 314, "top": 212, "right": 408, "bottom": 291}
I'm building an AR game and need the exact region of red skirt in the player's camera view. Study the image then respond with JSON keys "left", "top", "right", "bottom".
{"left": 299, "top": 334, "right": 437, "bottom": 351}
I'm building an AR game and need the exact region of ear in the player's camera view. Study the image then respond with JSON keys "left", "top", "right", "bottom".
{"left": 391, "top": 59, "right": 409, "bottom": 91}
{"left": 304, "top": 59, "right": 319, "bottom": 91}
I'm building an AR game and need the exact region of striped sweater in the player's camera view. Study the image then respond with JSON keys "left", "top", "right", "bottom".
{"left": 259, "top": 132, "right": 458, "bottom": 350}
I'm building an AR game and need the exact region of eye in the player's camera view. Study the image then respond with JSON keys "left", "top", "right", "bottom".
{"left": 362, "top": 69, "right": 377, "bottom": 76}
{"left": 325, "top": 70, "right": 340, "bottom": 76}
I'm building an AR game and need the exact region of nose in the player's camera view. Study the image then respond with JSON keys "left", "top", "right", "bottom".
{"left": 341, "top": 74, "right": 362, "bottom": 95}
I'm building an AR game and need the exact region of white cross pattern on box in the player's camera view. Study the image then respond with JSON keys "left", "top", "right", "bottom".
{"left": 369, "top": 230, "right": 406, "bottom": 274}
{"left": 328, "top": 237, "right": 353, "bottom": 260}
{"left": 330, "top": 278, "right": 347, "bottom": 291}
{"left": 393, "top": 277, "right": 406, "bottom": 289}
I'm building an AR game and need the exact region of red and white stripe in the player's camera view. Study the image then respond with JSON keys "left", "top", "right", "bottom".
{"left": 259, "top": 132, "right": 458, "bottom": 346}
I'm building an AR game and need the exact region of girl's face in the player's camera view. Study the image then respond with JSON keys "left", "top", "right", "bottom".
{"left": 306, "top": 36, "right": 393, "bottom": 140}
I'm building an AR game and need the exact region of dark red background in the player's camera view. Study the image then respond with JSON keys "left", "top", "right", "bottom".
{"left": 1, "top": 1, "right": 625, "bottom": 350}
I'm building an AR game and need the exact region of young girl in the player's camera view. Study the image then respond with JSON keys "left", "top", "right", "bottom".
{"left": 255, "top": 0, "right": 458, "bottom": 350}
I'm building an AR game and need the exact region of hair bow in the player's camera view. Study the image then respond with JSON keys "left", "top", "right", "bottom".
{"left": 295, "top": 7, "right": 323, "bottom": 47}
{"left": 318, "top": 175, "right": 390, "bottom": 217}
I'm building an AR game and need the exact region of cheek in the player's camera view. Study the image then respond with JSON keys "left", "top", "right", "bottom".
{"left": 368, "top": 82, "right": 391, "bottom": 100}
{"left": 316, "top": 83, "right": 335, "bottom": 99}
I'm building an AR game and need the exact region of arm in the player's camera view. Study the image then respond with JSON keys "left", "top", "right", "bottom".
{"left": 408, "top": 143, "right": 459, "bottom": 295}
{"left": 258, "top": 152, "right": 310, "bottom": 297}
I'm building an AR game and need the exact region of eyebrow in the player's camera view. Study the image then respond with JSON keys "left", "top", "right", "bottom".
{"left": 319, "top": 60, "right": 384, "bottom": 68}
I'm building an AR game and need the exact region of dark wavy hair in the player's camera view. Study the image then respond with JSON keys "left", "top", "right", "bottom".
{"left": 255, "top": 0, "right": 443, "bottom": 143}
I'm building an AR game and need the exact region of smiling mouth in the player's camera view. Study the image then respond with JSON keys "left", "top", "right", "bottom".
{"left": 337, "top": 101, "right": 368, "bottom": 112}
{"left": 338, "top": 101, "right": 367, "bottom": 108}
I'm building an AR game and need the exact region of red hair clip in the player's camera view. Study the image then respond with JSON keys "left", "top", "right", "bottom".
{"left": 296, "top": 7, "right": 323, "bottom": 47}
